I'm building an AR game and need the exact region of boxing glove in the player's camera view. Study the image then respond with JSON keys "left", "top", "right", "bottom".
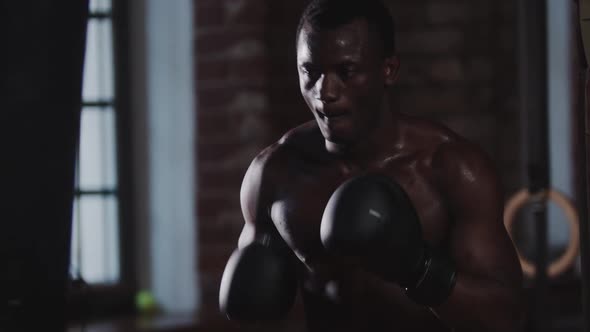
{"left": 219, "top": 240, "right": 297, "bottom": 321}
{"left": 320, "top": 173, "right": 456, "bottom": 306}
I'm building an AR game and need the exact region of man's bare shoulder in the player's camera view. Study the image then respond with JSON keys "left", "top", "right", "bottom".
{"left": 398, "top": 114, "right": 461, "bottom": 151}
{"left": 406, "top": 118, "right": 501, "bottom": 208}
{"left": 431, "top": 134, "right": 496, "bottom": 183}
{"left": 246, "top": 121, "right": 325, "bottom": 181}
{"left": 277, "top": 120, "right": 327, "bottom": 157}
{"left": 239, "top": 123, "right": 322, "bottom": 245}
{"left": 399, "top": 114, "right": 491, "bottom": 167}
{"left": 254, "top": 120, "right": 325, "bottom": 165}
{"left": 398, "top": 116, "right": 504, "bottom": 232}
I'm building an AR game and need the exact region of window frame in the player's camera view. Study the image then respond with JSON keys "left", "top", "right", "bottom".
{"left": 67, "top": 0, "right": 137, "bottom": 322}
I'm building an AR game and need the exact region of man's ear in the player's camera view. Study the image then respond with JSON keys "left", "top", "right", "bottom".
{"left": 383, "top": 55, "right": 400, "bottom": 86}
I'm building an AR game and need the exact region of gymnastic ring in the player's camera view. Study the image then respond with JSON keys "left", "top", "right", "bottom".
{"left": 503, "top": 188, "right": 580, "bottom": 279}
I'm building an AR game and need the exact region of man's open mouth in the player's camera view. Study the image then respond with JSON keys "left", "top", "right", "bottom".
{"left": 317, "top": 110, "right": 348, "bottom": 120}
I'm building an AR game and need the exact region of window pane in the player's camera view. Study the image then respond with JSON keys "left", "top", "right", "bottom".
{"left": 70, "top": 201, "right": 81, "bottom": 277}
{"left": 83, "top": 19, "right": 114, "bottom": 101}
{"left": 71, "top": 195, "right": 120, "bottom": 284}
{"left": 89, "top": 0, "right": 111, "bottom": 12}
{"left": 79, "top": 107, "right": 117, "bottom": 189}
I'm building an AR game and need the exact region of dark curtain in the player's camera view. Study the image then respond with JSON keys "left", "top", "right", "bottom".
{"left": 1, "top": 0, "right": 88, "bottom": 330}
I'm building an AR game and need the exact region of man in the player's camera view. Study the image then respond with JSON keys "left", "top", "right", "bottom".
{"left": 219, "top": 0, "right": 524, "bottom": 331}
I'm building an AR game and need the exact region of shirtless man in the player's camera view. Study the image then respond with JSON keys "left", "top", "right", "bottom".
{"left": 219, "top": 0, "right": 524, "bottom": 331}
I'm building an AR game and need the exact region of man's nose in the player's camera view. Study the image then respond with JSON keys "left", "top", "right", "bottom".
{"left": 316, "top": 73, "right": 339, "bottom": 104}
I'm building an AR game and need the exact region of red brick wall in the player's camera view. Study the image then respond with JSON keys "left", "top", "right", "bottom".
{"left": 389, "top": 0, "right": 522, "bottom": 194}
{"left": 194, "top": 0, "right": 523, "bottom": 324}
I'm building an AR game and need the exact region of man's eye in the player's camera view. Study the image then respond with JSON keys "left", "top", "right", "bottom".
{"left": 340, "top": 67, "right": 357, "bottom": 79}
{"left": 301, "top": 66, "right": 318, "bottom": 77}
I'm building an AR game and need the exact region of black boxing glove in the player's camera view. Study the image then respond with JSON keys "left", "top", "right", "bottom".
{"left": 219, "top": 237, "right": 297, "bottom": 321}
{"left": 320, "top": 173, "right": 456, "bottom": 306}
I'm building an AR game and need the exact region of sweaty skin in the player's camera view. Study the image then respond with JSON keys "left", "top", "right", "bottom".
{"left": 236, "top": 19, "right": 524, "bottom": 332}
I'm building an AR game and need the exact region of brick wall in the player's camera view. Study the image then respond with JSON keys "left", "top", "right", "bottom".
{"left": 195, "top": 0, "right": 273, "bottom": 313}
{"left": 389, "top": 0, "right": 522, "bottom": 195}
{"left": 194, "top": 0, "right": 523, "bottom": 325}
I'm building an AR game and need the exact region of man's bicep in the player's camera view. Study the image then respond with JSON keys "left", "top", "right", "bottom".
{"left": 237, "top": 156, "right": 268, "bottom": 247}
{"left": 436, "top": 142, "right": 521, "bottom": 286}
{"left": 447, "top": 165, "right": 521, "bottom": 286}
{"left": 450, "top": 213, "right": 522, "bottom": 287}
{"left": 237, "top": 153, "right": 282, "bottom": 249}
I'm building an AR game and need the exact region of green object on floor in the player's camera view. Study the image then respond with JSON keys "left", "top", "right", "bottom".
{"left": 136, "top": 290, "right": 158, "bottom": 314}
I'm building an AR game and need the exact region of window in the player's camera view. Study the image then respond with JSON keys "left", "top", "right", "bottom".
{"left": 68, "top": 0, "right": 198, "bottom": 322}
{"left": 71, "top": 0, "right": 119, "bottom": 286}
{"left": 68, "top": 0, "right": 135, "bottom": 320}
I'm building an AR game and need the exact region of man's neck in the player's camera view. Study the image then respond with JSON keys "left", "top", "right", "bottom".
{"left": 325, "top": 106, "right": 402, "bottom": 170}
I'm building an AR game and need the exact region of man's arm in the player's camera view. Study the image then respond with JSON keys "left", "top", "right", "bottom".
{"left": 219, "top": 149, "right": 298, "bottom": 321}
{"left": 431, "top": 141, "right": 524, "bottom": 331}
{"left": 237, "top": 149, "right": 296, "bottom": 257}
{"left": 238, "top": 151, "right": 278, "bottom": 248}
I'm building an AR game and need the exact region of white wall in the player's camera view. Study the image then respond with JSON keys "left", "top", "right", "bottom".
{"left": 130, "top": 0, "right": 199, "bottom": 313}
{"left": 547, "top": 0, "right": 574, "bottom": 251}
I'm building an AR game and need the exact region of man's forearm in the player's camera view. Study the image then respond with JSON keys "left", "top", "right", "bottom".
{"left": 434, "top": 272, "right": 524, "bottom": 332}
{"left": 342, "top": 268, "right": 522, "bottom": 331}
{"left": 342, "top": 267, "right": 448, "bottom": 330}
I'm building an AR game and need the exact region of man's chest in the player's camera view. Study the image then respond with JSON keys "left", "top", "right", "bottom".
{"left": 269, "top": 160, "right": 452, "bottom": 267}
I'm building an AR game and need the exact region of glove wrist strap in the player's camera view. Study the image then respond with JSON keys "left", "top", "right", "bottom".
{"left": 404, "top": 245, "right": 457, "bottom": 307}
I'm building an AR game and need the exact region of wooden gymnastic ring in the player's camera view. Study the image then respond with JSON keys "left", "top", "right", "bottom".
{"left": 504, "top": 189, "right": 580, "bottom": 279}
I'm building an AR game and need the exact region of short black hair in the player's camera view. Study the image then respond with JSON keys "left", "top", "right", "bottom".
{"left": 296, "top": 0, "right": 396, "bottom": 57}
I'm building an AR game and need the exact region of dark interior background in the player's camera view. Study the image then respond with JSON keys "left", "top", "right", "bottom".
{"left": 2, "top": 0, "right": 587, "bottom": 331}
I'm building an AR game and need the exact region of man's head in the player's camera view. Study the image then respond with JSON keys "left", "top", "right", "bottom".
{"left": 297, "top": 0, "right": 396, "bottom": 59}
{"left": 296, "top": 0, "right": 399, "bottom": 152}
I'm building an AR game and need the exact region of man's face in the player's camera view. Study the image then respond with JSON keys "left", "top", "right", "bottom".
{"left": 297, "top": 19, "right": 396, "bottom": 146}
